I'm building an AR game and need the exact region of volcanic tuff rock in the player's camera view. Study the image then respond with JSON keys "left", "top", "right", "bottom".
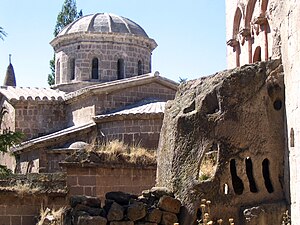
{"left": 156, "top": 59, "right": 286, "bottom": 224}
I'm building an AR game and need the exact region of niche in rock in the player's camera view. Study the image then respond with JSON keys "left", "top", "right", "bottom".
{"left": 230, "top": 159, "right": 244, "bottom": 195}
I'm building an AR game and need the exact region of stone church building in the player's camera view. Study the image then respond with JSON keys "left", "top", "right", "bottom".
{"left": 0, "top": 13, "right": 177, "bottom": 174}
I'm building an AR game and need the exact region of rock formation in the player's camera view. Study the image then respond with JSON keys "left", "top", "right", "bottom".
{"left": 157, "top": 59, "right": 287, "bottom": 224}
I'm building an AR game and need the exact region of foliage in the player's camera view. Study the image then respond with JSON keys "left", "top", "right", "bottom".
{"left": 179, "top": 77, "right": 187, "bottom": 84}
{"left": 48, "top": 0, "right": 83, "bottom": 85}
{"left": 0, "top": 131, "right": 23, "bottom": 177}
{"left": 48, "top": 56, "right": 55, "bottom": 86}
{"left": 0, "top": 26, "right": 7, "bottom": 40}
{"left": 0, "top": 131, "right": 23, "bottom": 153}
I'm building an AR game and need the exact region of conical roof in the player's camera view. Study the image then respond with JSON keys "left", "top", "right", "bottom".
{"left": 4, "top": 63, "right": 16, "bottom": 87}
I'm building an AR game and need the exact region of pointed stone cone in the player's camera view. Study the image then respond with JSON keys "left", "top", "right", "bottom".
{"left": 4, "top": 63, "right": 16, "bottom": 86}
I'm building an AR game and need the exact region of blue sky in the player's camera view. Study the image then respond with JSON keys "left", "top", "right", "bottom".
{"left": 0, "top": 0, "right": 226, "bottom": 87}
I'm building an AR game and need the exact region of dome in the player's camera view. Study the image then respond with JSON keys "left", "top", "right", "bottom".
{"left": 58, "top": 13, "right": 149, "bottom": 38}
{"left": 68, "top": 141, "right": 88, "bottom": 149}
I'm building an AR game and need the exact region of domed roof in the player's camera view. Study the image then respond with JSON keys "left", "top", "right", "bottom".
{"left": 58, "top": 13, "right": 149, "bottom": 38}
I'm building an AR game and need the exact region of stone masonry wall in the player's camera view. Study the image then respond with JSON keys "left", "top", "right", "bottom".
{"left": 56, "top": 40, "right": 151, "bottom": 85}
{"left": 67, "top": 82, "right": 176, "bottom": 126}
{"left": 14, "top": 101, "right": 67, "bottom": 140}
{"left": 0, "top": 173, "right": 67, "bottom": 225}
{"left": 98, "top": 117, "right": 163, "bottom": 149}
{"left": 66, "top": 166, "right": 156, "bottom": 201}
{"left": 0, "top": 193, "right": 66, "bottom": 225}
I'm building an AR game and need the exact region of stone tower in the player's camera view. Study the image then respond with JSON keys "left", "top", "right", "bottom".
{"left": 226, "top": 0, "right": 300, "bottom": 223}
{"left": 50, "top": 13, "right": 157, "bottom": 92}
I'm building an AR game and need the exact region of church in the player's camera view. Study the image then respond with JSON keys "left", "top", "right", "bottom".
{"left": 0, "top": 13, "right": 177, "bottom": 174}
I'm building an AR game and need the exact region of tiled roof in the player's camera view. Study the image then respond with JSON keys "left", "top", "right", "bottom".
{"left": 65, "top": 72, "right": 178, "bottom": 101}
{"left": 0, "top": 86, "right": 65, "bottom": 101}
{"left": 94, "top": 99, "right": 165, "bottom": 121}
{"left": 12, "top": 122, "right": 96, "bottom": 153}
{"left": 58, "top": 13, "right": 149, "bottom": 38}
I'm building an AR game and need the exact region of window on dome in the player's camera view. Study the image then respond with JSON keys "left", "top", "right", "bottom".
{"left": 70, "top": 58, "right": 75, "bottom": 80}
{"left": 56, "top": 59, "right": 60, "bottom": 83}
{"left": 118, "top": 59, "right": 125, "bottom": 79}
{"left": 138, "top": 60, "right": 143, "bottom": 75}
{"left": 91, "top": 58, "right": 99, "bottom": 79}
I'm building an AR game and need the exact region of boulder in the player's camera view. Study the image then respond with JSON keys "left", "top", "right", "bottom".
{"left": 107, "top": 202, "right": 124, "bottom": 221}
{"left": 158, "top": 196, "right": 181, "bottom": 214}
{"left": 106, "top": 191, "right": 137, "bottom": 205}
{"left": 150, "top": 187, "right": 174, "bottom": 198}
{"left": 161, "top": 211, "right": 178, "bottom": 225}
{"left": 74, "top": 204, "right": 104, "bottom": 216}
{"left": 70, "top": 195, "right": 101, "bottom": 208}
{"left": 127, "top": 202, "right": 146, "bottom": 221}
{"left": 146, "top": 208, "right": 162, "bottom": 223}
{"left": 110, "top": 222, "right": 134, "bottom": 225}
{"left": 77, "top": 216, "right": 107, "bottom": 225}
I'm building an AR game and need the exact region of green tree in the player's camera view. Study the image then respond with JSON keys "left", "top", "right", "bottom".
{"left": 0, "top": 27, "right": 7, "bottom": 40}
{"left": 0, "top": 131, "right": 23, "bottom": 176}
{"left": 48, "top": 0, "right": 83, "bottom": 85}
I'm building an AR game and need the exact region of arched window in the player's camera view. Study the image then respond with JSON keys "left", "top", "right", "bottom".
{"left": 253, "top": 46, "right": 262, "bottom": 62}
{"left": 70, "top": 58, "right": 75, "bottom": 80}
{"left": 56, "top": 59, "right": 60, "bottom": 84}
{"left": 117, "top": 59, "right": 125, "bottom": 79}
{"left": 138, "top": 60, "right": 143, "bottom": 75}
{"left": 91, "top": 58, "right": 99, "bottom": 79}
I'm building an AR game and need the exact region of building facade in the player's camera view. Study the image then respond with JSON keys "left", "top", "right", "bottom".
{"left": 0, "top": 13, "right": 177, "bottom": 174}
{"left": 226, "top": 0, "right": 300, "bottom": 223}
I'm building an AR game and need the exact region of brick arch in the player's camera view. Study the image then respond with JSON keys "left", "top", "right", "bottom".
{"left": 245, "top": 0, "right": 258, "bottom": 28}
{"left": 233, "top": 7, "right": 243, "bottom": 39}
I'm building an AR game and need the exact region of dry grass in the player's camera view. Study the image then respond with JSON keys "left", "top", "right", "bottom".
{"left": 0, "top": 182, "right": 41, "bottom": 197}
{"left": 37, "top": 206, "right": 66, "bottom": 225}
{"left": 86, "top": 139, "right": 156, "bottom": 165}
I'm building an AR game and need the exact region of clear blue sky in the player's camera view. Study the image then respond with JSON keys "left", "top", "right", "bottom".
{"left": 0, "top": 0, "right": 226, "bottom": 87}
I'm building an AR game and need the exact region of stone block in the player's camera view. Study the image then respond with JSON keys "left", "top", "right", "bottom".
{"left": 105, "top": 191, "right": 137, "bottom": 205}
{"left": 146, "top": 208, "right": 162, "bottom": 223}
{"left": 127, "top": 202, "right": 146, "bottom": 221}
{"left": 107, "top": 202, "right": 124, "bottom": 221}
{"left": 158, "top": 196, "right": 181, "bottom": 214}
{"left": 110, "top": 221, "right": 134, "bottom": 225}
{"left": 74, "top": 204, "right": 104, "bottom": 217}
{"left": 161, "top": 211, "right": 178, "bottom": 225}
{"left": 70, "top": 196, "right": 101, "bottom": 208}
{"left": 77, "top": 216, "right": 107, "bottom": 225}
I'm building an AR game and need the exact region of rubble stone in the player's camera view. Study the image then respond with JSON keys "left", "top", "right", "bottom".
{"left": 158, "top": 196, "right": 181, "bottom": 214}
{"left": 107, "top": 202, "right": 124, "bottom": 221}
{"left": 127, "top": 201, "right": 146, "bottom": 221}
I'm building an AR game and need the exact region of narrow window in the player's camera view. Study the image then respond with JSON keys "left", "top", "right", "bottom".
{"left": 91, "top": 58, "right": 99, "bottom": 79}
{"left": 290, "top": 128, "right": 295, "bottom": 147}
{"left": 138, "top": 60, "right": 143, "bottom": 75}
{"left": 230, "top": 159, "right": 244, "bottom": 195}
{"left": 70, "top": 58, "right": 75, "bottom": 80}
{"left": 117, "top": 59, "right": 125, "bottom": 79}
{"left": 262, "top": 158, "right": 274, "bottom": 193}
{"left": 56, "top": 59, "right": 60, "bottom": 83}
{"left": 245, "top": 157, "right": 258, "bottom": 193}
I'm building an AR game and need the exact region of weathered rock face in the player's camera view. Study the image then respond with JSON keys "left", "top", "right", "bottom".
{"left": 157, "top": 59, "right": 287, "bottom": 224}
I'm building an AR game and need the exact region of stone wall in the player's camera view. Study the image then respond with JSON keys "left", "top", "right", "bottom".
{"left": 55, "top": 37, "right": 152, "bottom": 85}
{"left": 225, "top": 0, "right": 274, "bottom": 69}
{"left": 14, "top": 101, "right": 67, "bottom": 140}
{"left": 0, "top": 173, "right": 67, "bottom": 225}
{"left": 67, "top": 82, "right": 176, "bottom": 126}
{"left": 98, "top": 117, "right": 163, "bottom": 149}
{"left": 65, "top": 165, "right": 156, "bottom": 201}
